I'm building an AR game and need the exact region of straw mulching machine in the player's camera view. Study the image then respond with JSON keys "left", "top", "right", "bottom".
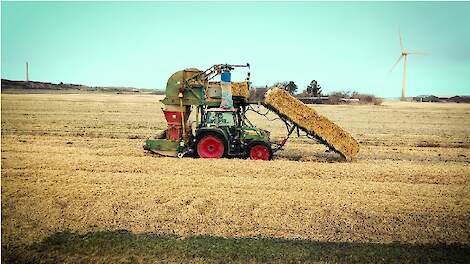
{"left": 144, "top": 64, "right": 359, "bottom": 161}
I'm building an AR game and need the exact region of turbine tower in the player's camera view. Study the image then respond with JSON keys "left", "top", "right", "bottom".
{"left": 26, "top": 62, "right": 29, "bottom": 82}
{"left": 390, "top": 30, "right": 428, "bottom": 100}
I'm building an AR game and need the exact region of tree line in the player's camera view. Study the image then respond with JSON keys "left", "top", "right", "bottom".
{"left": 272, "top": 80, "right": 323, "bottom": 97}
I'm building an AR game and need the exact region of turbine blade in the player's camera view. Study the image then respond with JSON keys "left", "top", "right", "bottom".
{"left": 390, "top": 55, "right": 404, "bottom": 73}
{"left": 399, "top": 29, "right": 404, "bottom": 51}
{"left": 408, "top": 51, "right": 430, "bottom": 56}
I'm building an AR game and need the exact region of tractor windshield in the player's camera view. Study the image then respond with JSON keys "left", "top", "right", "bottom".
{"left": 205, "top": 111, "right": 236, "bottom": 126}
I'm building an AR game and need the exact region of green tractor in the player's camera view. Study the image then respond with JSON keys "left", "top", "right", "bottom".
{"left": 193, "top": 107, "right": 272, "bottom": 159}
{"left": 144, "top": 64, "right": 275, "bottom": 160}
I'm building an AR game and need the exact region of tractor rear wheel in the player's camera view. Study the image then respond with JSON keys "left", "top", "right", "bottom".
{"left": 249, "top": 143, "right": 272, "bottom": 160}
{"left": 197, "top": 134, "right": 225, "bottom": 159}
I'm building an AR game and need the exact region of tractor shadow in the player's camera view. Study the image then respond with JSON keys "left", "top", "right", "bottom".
{"left": 3, "top": 230, "right": 469, "bottom": 263}
{"left": 275, "top": 148, "right": 346, "bottom": 163}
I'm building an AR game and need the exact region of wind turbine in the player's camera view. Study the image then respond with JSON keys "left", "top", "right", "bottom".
{"left": 390, "top": 30, "right": 428, "bottom": 100}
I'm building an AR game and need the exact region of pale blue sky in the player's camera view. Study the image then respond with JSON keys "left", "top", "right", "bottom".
{"left": 2, "top": 1, "right": 470, "bottom": 97}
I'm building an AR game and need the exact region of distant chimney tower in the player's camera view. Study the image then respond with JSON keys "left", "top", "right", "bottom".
{"left": 26, "top": 62, "right": 29, "bottom": 82}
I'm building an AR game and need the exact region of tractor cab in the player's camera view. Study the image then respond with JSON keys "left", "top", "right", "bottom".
{"left": 200, "top": 108, "right": 269, "bottom": 141}
{"left": 202, "top": 108, "right": 238, "bottom": 128}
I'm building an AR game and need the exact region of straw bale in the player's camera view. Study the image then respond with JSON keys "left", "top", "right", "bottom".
{"left": 231, "top": 81, "right": 250, "bottom": 98}
{"left": 207, "top": 81, "right": 250, "bottom": 99}
{"left": 264, "top": 88, "right": 360, "bottom": 160}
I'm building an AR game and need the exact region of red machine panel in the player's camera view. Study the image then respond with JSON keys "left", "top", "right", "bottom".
{"left": 163, "top": 111, "right": 185, "bottom": 126}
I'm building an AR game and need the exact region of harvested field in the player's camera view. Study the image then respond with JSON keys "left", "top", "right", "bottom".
{"left": 2, "top": 93, "right": 470, "bottom": 254}
{"left": 264, "top": 88, "right": 360, "bottom": 160}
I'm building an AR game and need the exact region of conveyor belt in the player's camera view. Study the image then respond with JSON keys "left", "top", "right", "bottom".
{"left": 264, "top": 88, "right": 360, "bottom": 161}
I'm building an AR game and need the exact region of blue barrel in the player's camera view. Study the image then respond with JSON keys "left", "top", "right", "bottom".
{"left": 221, "top": 71, "right": 231, "bottom": 83}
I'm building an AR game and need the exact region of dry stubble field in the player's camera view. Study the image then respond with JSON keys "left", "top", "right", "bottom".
{"left": 2, "top": 93, "right": 470, "bottom": 251}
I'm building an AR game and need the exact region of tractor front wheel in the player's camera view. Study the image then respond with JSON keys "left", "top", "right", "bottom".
{"left": 249, "top": 143, "right": 272, "bottom": 160}
{"left": 197, "top": 134, "right": 225, "bottom": 159}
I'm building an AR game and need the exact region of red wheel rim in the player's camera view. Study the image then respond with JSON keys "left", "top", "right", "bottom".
{"left": 250, "top": 145, "right": 270, "bottom": 160}
{"left": 197, "top": 135, "right": 224, "bottom": 158}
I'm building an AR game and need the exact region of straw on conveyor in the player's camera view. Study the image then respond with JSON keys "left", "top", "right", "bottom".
{"left": 264, "top": 88, "right": 360, "bottom": 160}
